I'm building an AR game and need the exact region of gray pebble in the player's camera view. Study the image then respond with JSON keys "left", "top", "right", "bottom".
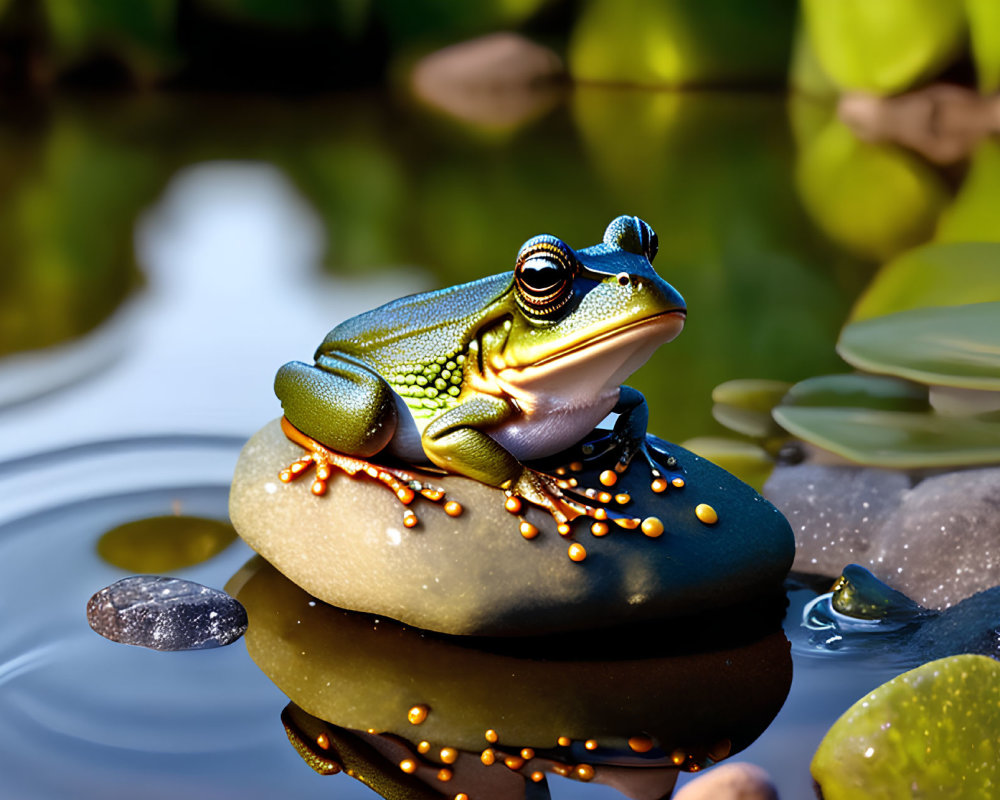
{"left": 910, "top": 586, "right": 1000, "bottom": 661}
{"left": 764, "top": 465, "right": 912, "bottom": 576}
{"left": 87, "top": 575, "right": 248, "bottom": 650}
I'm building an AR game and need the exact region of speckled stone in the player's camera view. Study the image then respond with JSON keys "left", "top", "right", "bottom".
{"left": 766, "top": 463, "right": 1000, "bottom": 611}
{"left": 910, "top": 586, "right": 1000, "bottom": 661}
{"left": 674, "top": 762, "right": 779, "bottom": 800}
{"left": 763, "top": 465, "right": 913, "bottom": 576}
{"left": 870, "top": 468, "right": 1000, "bottom": 610}
{"left": 228, "top": 419, "right": 794, "bottom": 636}
{"left": 87, "top": 575, "right": 248, "bottom": 650}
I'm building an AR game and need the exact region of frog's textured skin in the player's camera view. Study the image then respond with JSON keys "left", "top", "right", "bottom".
{"left": 274, "top": 216, "right": 686, "bottom": 526}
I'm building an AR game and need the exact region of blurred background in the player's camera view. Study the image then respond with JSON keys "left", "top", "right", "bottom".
{"left": 2, "top": 0, "right": 998, "bottom": 461}
{"left": 2, "top": 3, "right": 999, "bottom": 799}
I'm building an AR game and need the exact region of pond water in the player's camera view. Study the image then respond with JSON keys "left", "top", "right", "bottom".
{"left": 0, "top": 87, "right": 976, "bottom": 798}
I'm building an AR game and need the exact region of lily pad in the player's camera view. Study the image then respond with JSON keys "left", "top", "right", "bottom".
{"left": 801, "top": 0, "right": 966, "bottom": 95}
{"left": 680, "top": 437, "right": 774, "bottom": 491}
{"left": 96, "top": 515, "right": 237, "bottom": 572}
{"left": 838, "top": 302, "right": 1000, "bottom": 390}
{"left": 849, "top": 242, "right": 1000, "bottom": 323}
{"left": 772, "top": 406, "right": 1000, "bottom": 468}
{"left": 712, "top": 379, "right": 792, "bottom": 413}
{"left": 781, "top": 373, "right": 928, "bottom": 412}
{"left": 811, "top": 654, "right": 1000, "bottom": 799}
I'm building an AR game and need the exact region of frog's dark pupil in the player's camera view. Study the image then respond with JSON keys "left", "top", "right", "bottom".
{"left": 519, "top": 257, "right": 564, "bottom": 293}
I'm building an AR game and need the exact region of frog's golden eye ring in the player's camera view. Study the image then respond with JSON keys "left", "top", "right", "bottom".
{"left": 514, "top": 236, "right": 578, "bottom": 317}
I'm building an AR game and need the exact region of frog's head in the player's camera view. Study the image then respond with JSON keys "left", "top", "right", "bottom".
{"left": 493, "top": 216, "right": 685, "bottom": 396}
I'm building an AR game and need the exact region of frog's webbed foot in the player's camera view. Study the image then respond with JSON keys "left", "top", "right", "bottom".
{"left": 278, "top": 417, "right": 462, "bottom": 528}
{"left": 504, "top": 467, "right": 641, "bottom": 541}
{"left": 580, "top": 431, "right": 686, "bottom": 494}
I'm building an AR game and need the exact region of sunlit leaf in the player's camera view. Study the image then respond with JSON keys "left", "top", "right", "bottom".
{"left": 568, "top": 0, "right": 793, "bottom": 88}
{"left": 801, "top": 0, "right": 966, "bottom": 94}
{"left": 936, "top": 140, "right": 1000, "bottom": 243}
{"left": 795, "top": 118, "right": 948, "bottom": 262}
{"left": 849, "top": 242, "right": 1000, "bottom": 323}
{"left": 967, "top": 0, "right": 1000, "bottom": 92}
{"left": 811, "top": 655, "right": 1000, "bottom": 799}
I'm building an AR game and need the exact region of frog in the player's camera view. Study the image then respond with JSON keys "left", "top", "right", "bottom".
{"left": 274, "top": 215, "right": 686, "bottom": 532}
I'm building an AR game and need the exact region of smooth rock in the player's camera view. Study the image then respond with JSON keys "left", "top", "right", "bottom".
{"left": 870, "top": 467, "right": 1000, "bottom": 609}
{"left": 674, "top": 762, "right": 779, "bottom": 800}
{"left": 763, "top": 464, "right": 912, "bottom": 576}
{"left": 910, "top": 586, "right": 1000, "bottom": 661}
{"left": 87, "top": 575, "right": 248, "bottom": 651}
{"left": 229, "top": 419, "right": 794, "bottom": 636}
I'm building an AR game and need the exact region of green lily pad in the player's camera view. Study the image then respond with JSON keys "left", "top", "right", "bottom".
{"left": 801, "top": 0, "right": 966, "bottom": 94}
{"left": 781, "top": 374, "right": 928, "bottom": 412}
{"left": 711, "top": 404, "right": 784, "bottom": 440}
{"left": 679, "top": 437, "right": 774, "bottom": 491}
{"left": 811, "top": 654, "right": 1000, "bottom": 799}
{"left": 712, "top": 379, "right": 792, "bottom": 413}
{"left": 838, "top": 302, "right": 1000, "bottom": 390}
{"left": 772, "top": 406, "right": 1000, "bottom": 468}
{"left": 795, "top": 117, "right": 948, "bottom": 262}
{"left": 97, "top": 515, "right": 237, "bottom": 572}
{"left": 967, "top": 0, "right": 1000, "bottom": 92}
{"left": 850, "top": 242, "right": 1000, "bottom": 323}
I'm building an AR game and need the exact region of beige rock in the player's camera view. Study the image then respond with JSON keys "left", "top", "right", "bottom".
{"left": 674, "top": 762, "right": 779, "bottom": 800}
{"left": 229, "top": 419, "right": 794, "bottom": 635}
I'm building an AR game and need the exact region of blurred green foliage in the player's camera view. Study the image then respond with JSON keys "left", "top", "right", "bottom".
{"left": 1, "top": 0, "right": 995, "bottom": 94}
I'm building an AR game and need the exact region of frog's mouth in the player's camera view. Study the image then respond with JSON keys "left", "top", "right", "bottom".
{"left": 498, "top": 309, "right": 686, "bottom": 395}
{"left": 533, "top": 309, "right": 686, "bottom": 369}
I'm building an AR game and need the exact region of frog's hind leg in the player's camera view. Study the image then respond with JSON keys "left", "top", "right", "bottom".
{"left": 278, "top": 417, "right": 460, "bottom": 528}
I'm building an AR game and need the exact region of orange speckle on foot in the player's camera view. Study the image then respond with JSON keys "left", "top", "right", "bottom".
{"left": 485, "top": 729, "right": 498, "bottom": 743}
{"left": 531, "top": 771, "right": 545, "bottom": 782}
{"left": 437, "top": 768, "right": 453, "bottom": 782}
{"left": 695, "top": 503, "right": 718, "bottom": 525}
{"left": 672, "top": 477, "right": 685, "bottom": 488}
{"left": 444, "top": 501, "right": 463, "bottom": 517}
{"left": 557, "top": 523, "right": 572, "bottom": 536}
{"left": 520, "top": 521, "right": 539, "bottom": 539}
{"left": 521, "top": 748, "right": 535, "bottom": 760}
{"left": 316, "top": 733, "right": 330, "bottom": 750}
{"left": 651, "top": 478, "right": 668, "bottom": 493}
{"left": 417, "top": 741, "right": 431, "bottom": 754}
{"left": 504, "top": 756, "right": 525, "bottom": 770}
{"left": 584, "top": 739, "right": 598, "bottom": 750}
{"left": 568, "top": 543, "right": 587, "bottom": 562}
{"left": 557, "top": 736, "right": 571, "bottom": 747}
{"left": 504, "top": 496, "right": 522, "bottom": 514}
{"left": 399, "top": 759, "right": 417, "bottom": 774}
{"left": 575, "top": 764, "right": 595, "bottom": 781}
{"left": 407, "top": 704, "right": 429, "bottom": 725}
{"left": 591, "top": 522, "right": 609, "bottom": 537}
{"left": 641, "top": 517, "right": 664, "bottom": 538}
{"left": 481, "top": 748, "right": 496, "bottom": 766}
{"left": 440, "top": 747, "right": 458, "bottom": 764}
{"left": 599, "top": 470, "right": 617, "bottom": 487}
{"left": 628, "top": 736, "right": 654, "bottom": 753}
{"left": 614, "top": 493, "right": 630, "bottom": 505}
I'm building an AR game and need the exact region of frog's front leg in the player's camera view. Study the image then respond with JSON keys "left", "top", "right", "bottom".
{"left": 274, "top": 359, "right": 458, "bottom": 526}
{"left": 420, "top": 396, "right": 612, "bottom": 530}
{"left": 588, "top": 385, "right": 686, "bottom": 492}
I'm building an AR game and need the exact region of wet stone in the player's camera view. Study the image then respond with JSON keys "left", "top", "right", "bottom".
{"left": 229, "top": 419, "right": 794, "bottom": 636}
{"left": 87, "top": 576, "right": 248, "bottom": 651}
{"left": 910, "top": 586, "right": 1000, "bottom": 661}
{"left": 870, "top": 467, "right": 1000, "bottom": 609}
{"left": 763, "top": 465, "right": 913, "bottom": 576}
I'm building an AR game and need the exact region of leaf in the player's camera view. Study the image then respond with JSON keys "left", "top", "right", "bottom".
{"left": 838, "top": 302, "right": 1000, "bottom": 390}
{"left": 812, "top": 655, "right": 1000, "bottom": 799}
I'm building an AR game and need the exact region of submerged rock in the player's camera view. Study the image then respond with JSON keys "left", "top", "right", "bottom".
{"left": 229, "top": 419, "right": 794, "bottom": 636}
{"left": 87, "top": 575, "right": 248, "bottom": 651}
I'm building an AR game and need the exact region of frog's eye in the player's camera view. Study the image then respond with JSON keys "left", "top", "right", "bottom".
{"left": 514, "top": 236, "right": 578, "bottom": 317}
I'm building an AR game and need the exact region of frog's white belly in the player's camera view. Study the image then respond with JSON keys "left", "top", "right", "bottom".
{"left": 385, "top": 387, "right": 619, "bottom": 464}
{"left": 488, "top": 388, "right": 619, "bottom": 460}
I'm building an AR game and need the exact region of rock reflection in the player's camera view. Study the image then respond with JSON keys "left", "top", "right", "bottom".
{"left": 229, "top": 557, "right": 791, "bottom": 799}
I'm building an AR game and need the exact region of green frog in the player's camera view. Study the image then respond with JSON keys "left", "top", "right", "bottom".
{"left": 275, "top": 216, "right": 686, "bottom": 531}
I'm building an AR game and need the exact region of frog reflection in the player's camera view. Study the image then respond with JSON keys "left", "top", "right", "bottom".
{"left": 274, "top": 216, "right": 687, "bottom": 532}
{"left": 228, "top": 557, "right": 792, "bottom": 800}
